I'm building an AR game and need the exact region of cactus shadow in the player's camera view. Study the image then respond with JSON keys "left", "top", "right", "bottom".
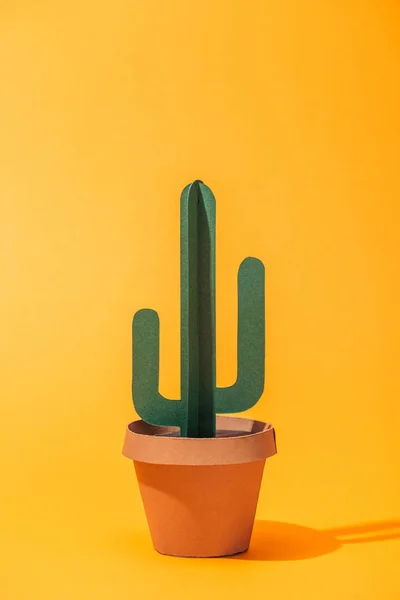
{"left": 232, "top": 519, "right": 400, "bottom": 561}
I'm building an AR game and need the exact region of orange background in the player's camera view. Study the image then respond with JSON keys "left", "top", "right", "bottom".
{"left": 1, "top": 1, "right": 400, "bottom": 598}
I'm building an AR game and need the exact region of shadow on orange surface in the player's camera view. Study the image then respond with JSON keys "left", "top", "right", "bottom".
{"left": 112, "top": 519, "right": 400, "bottom": 562}
{"left": 233, "top": 519, "right": 400, "bottom": 561}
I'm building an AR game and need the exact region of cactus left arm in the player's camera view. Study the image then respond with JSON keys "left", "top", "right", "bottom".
{"left": 132, "top": 309, "right": 183, "bottom": 428}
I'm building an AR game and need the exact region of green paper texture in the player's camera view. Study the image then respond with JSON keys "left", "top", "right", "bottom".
{"left": 132, "top": 181, "right": 265, "bottom": 438}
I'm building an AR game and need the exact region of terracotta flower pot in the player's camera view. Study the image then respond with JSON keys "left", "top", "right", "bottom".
{"left": 122, "top": 415, "right": 277, "bottom": 558}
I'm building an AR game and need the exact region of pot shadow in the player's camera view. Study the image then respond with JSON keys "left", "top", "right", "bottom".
{"left": 231, "top": 519, "right": 400, "bottom": 561}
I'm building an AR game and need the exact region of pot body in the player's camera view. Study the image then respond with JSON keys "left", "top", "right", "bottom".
{"left": 134, "top": 458, "right": 266, "bottom": 557}
{"left": 123, "top": 416, "right": 276, "bottom": 557}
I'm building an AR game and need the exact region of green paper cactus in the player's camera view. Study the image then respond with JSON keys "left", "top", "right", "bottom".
{"left": 132, "top": 181, "right": 265, "bottom": 437}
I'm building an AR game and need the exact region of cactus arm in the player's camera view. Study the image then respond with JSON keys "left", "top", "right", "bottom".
{"left": 215, "top": 257, "right": 265, "bottom": 413}
{"left": 180, "top": 181, "right": 216, "bottom": 437}
{"left": 132, "top": 308, "right": 183, "bottom": 428}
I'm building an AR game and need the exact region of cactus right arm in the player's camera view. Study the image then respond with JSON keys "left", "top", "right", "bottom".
{"left": 132, "top": 309, "right": 183, "bottom": 428}
{"left": 215, "top": 257, "right": 265, "bottom": 413}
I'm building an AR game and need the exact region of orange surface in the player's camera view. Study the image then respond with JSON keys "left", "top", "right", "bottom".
{"left": 1, "top": 1, "right": 400, "bottom": 598}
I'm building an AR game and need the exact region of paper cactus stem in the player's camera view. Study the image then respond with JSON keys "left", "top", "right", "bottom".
{"left": 181, "top": 181, "right": 216, "bottom": 437}
{"left": 132, "top": 181, "right": 265, "bottom": 437}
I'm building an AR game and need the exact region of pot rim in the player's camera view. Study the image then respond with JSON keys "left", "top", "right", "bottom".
{"left": 122, "top": 415, "right": 277, "bottom": 466}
